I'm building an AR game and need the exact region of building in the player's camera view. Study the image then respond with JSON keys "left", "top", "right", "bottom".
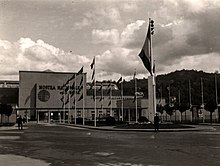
{"left": 17, "top": 70, "right": 166, "bottom": 123}
{"left": 0, "top": 80, "right": 19, "bottom": 123}
{"left": 6, "top": 69, "right": 219, "bottom": 124}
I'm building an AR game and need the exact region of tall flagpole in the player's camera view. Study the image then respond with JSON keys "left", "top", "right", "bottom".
{"left": 74, "top": 74, "right": 77, "bottom": 125}
{"left": 135, "top": 69, "right": 138, "bottom": 123}
{"left": 189, "top": 80, "right": 192, "bottom": 108}
{"left": 149, "top": 18, "right": 156, "bottom": 115}
{"left": 121, "top": 76, "right": 124, "bottom": 121}
{"left": 110, "top": 81, "right": 113, "bottom": 116}
{"left": 215, "top": 71, "right": 218, "bottom": 105}
{"left": 101, "top": 82, "right": 103, "bottom": 113}
{"left": 94, "top": 57, "right": 97, "bottom": 127}
{"left": 63, "top": 90, "right": 66, "bottom": 123}
{"left": 201, "top": 78, "right": 204, "bottom": 107}
{"left": 68, "top": 81, "right": 71, "bottom": 124}
{"left": 82, "top": 73, "right": 85, "bottom": 126}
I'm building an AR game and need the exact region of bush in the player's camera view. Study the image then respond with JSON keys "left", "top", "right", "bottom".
{"left": 105, "top": 116, "right": 115, "bottom": 126}
{"left": 138, "top": 116, "right": 149, "bottom": 123}
{"left": 76, "top": 117, "right": 83, "bottom": 124}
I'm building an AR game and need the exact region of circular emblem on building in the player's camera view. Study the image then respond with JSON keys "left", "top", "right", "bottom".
{"left": 38, "top": 90, "right": 50, "bottom": 102}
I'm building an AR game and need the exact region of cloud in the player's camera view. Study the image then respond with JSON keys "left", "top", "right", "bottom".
{"left": 157, "top": 52, "right": 220, "bottom": 74}
{"left": 120, "top": 20, "right": 146, "bottom": 48}
{"left": 96, "top": 48, "right": 139, "bottom": 76}
{"left": 92, "top": 29, "right": 119, "bottom": 45}
{"left": 0, "top": 38, "right": 90, "bottom": 80}
{"left": 74, "top": 18, "right": 90, "bottom": 29}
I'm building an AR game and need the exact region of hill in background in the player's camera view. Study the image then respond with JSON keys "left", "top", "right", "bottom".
{"left": 116, "top": 70, "right": 220, "bottom": 106}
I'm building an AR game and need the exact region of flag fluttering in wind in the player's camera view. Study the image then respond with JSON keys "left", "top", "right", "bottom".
{"left": 133, "top": 70, "right": 136, "bottom": 80}
{"left": 108, "top": 100, "right": 111, "bottom": 106}
{"left": 78, "top": 93, "right": 83, "bottom": 101}
{"left": 79, "top": 76, "right": 83, "bottom": 86}
{"left": 138, "top": 21, "right": 154, "bottom": 75}
{"left": 91, "top": 69, "right": 95, "bottom": 80}
{"left": 90, "top": 57, "right": 95, "bottom": 69}
{"left": 77, "top": 66, "right": 83, "bottom": 75}
{"left": 133, "top": 95, "right": 136, "bottom": 103}
{"left": 116, "top": 77, "right": 122, "bottom": 84}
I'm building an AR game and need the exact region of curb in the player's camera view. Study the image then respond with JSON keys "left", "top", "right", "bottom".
{"left": 59, "top": 123, "right": 215, "bottom": 132}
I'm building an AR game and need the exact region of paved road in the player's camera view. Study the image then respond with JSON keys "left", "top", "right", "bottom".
{"left": 0, "top": 123, "right": 220, "bottom": 166}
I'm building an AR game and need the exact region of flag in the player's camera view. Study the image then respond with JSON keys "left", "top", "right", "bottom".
{"left": 133, "top": 95, "right": 136, "bottom": 103}
{"left": 77, "top": 66, "right": 83, "bottom": 75}
{"left": 108, "top": 100, "right": 111, "bottom": 106}
{"left": 60, "top": 95, "right": 64, "bottom": 102}
{"left": 78, "top": 93, "right": 83, "bottom": 101}
{"left": 107, "top": 88, "right": 111, "bottom": 95}
{"left": 91, "top": 69, "right": 95, "bottom": 80}
{"left": 64, "top": 85, "right": 69, "bottom": 93}
{"left": 69, "top": 74, "right": 75, "bottom": 81}
{"left": 99, "top": 96, "right": 103, "bottom": 102}
{"left": 78, "top": 84, "right": 83, "bottom": 93}
{"left": 98, "top": 83, "right": 102, "bottom": 91}
{"left": 133, "top": 70, "right": 136, "bottom": 80}
{"left": 108, "top": 81, "right": 111, "bottom": 88}
{"left": 71, "top": 81, "right": 75, "bottom": 88}
{"left": 92, "top": 91, "right": 95, "bottom": 101}
{"left": 72, "top": 97, "right": 75, "bottom": 105}
{"left": 79, "top": 76, "right": 83, "bottom": 86}
{"left": 138, "top": 23, "right": 152, "bottom": 75}
{"left": 116, "top": 77, "right": 122, "bottom": 84}
{"left": 65, "top": 95, "right": 69, "bottom": 105}
{"left": 70, "top": 90, "right": 74, "bottom": 98}
{"left": 90, "top": 57, "right": 95, "bottom": 69}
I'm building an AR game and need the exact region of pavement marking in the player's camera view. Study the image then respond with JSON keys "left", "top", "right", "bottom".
{"left": 0, "top": 136, "right": 20, "bottom": 139}
{"left": 95, "top": 152, "right": 115, "bottom": 156}
{"left": 0, "top": 131, "right": 24, "bottom": 134}
{"left": 0, "top": 154, "right": 50, "bottom": 166}
{"left": 199, "top": 131, "right": 220, "bottom": 135}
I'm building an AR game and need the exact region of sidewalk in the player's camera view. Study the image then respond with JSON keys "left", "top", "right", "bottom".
{"left": 0, "top": 124, "right": 28, "bottom": 131}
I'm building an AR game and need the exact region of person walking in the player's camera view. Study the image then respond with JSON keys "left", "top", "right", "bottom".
{"left": 154, "top": 113, "right": 160, "bottom": 132}
{"left": 17, "top": 115, "right": 23, "bottom": 130}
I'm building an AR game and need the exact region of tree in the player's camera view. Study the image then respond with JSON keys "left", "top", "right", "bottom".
{"left": 0, "top": 104, "right": 7, "bottom": 124}
{"left": 5, "top": 105, "right": 13, "bottom": 123}
{"left": 178, "top": 103, "right": 189, "bottom": 122}
{"left": 164, "top": 104, "right": 175, "bottom": 120}
{"left": 204, "top": 100, "right": 217, "bottom": 123}
{"left": 156, "top": 104, "right": 164, "bottom": 115}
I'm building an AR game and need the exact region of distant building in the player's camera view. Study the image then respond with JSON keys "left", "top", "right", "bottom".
{"left": 0, "top": 80, "right": 19, "bottom": 123}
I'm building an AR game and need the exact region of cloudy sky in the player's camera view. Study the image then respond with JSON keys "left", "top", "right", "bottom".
{"left": 0, "top": 0, "right": 219, "bottom": 81}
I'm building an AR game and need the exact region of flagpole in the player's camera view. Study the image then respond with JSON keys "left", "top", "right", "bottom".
{"left": 189, "top": 80, "right": 192, "bottom": 108}
{"left": 94, "top": 57, "right": 97, "bottom": 127}
{"left": 101, "top": 82, "right": 103, "bottom": 113}
{"left": 68, "top": 81, "right": 70, "bottom": 124}
{"left": 149, "top": 18, "right": 156, "bottom": 116}
{"left": 121, "top": 76, "right": 124, "bottom": 121}
{"left": 215, "top": 71, "right": 218, "bottom": 106}
{"left": 74, "top": 74, "right": 77, "bottom": 125}
{"left": 135, "top": 69, "right": 138, "bottom": 123}
{"left": 201, "top": 78, "right": 204, "bottom": 107}
{"left": 83, "top": 73, "right": 85, "bottom": 126}
{"left": 111, "top": 81, "right": 113, "bottom": 117}
{"left": 63, "top": 90, "right": 66, "bottom": 123}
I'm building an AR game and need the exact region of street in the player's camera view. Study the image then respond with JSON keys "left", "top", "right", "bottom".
{"left": 0, "top": 123, "right": 220, "bottom": 166}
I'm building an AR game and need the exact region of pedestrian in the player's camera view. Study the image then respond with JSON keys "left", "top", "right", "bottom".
{"left": 154, "top": 113, "right": 160, "bottom": 132}
{"left": 17, "top": 115, "right": 23, "bottom": 130}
